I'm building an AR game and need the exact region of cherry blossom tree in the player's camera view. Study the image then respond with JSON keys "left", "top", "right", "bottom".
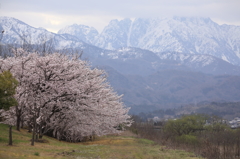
{"left": 0, "top": 48, "right": 132, "bottom": 144}
{"left": 0, "top": 70, "right": 18, "bottom": 145}
{"left": 0, "top": 50, "right": 33, "bottom": 131}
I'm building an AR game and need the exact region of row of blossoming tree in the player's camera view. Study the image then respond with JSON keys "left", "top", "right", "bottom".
{"left": 0, "top": 48, "right": 132, "bottom": 144}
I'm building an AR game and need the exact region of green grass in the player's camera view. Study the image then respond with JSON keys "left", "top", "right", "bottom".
{"left": 0, "top": 124, "right": 203, "bottom": 159}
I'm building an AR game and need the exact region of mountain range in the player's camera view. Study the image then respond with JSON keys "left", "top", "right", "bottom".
{"left": 1, "top": 16, "right": 240, "bottom": 113}
{"left": 59, "top": 17, "right": 240, "bottom": 66}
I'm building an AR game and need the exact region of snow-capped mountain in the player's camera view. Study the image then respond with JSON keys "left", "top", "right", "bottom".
{"left": 94, "top": 17, "right": 240, "bottom": 65}
{"left": 0, "top": 16, "right": 89, "bottom": 50}
{"left": 58, "top": 17, "right": 240, "bottom": 65}
{"left": 94, "top": 19, "right": 132, "bottom": 50}
{"left": 58, "top": 24, "right": 98, "bottom": 44}
{"left": 1, "top": 16, "right": 240, "bottom": 76}
{"left": 0, "top": 16, "right": 52, "bottom": 44}
{"left": 2, "top": 16, "right": 240, "bottom": 66}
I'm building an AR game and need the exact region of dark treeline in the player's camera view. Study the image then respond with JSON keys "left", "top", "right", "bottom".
{"left": 129, "top": 114, "right": 240, "bottom": 159}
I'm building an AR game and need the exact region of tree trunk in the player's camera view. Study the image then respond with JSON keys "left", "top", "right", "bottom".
{"left": 31, "top": 114, "right": 36, "bottom": 146}
{"left": 35, "top": 125, "right": 39, "bottom": 142}
{"left": 20, "top": 117, "right": 24, "bottom": 128}
{"left": 39, "top": 124, "right": 43, "bottom": 139}
{"left": 35, "top": 134, "right": 38, "bottom": 142}
{"left": 8, "top": 125, "right": 13, "bottom": 146}
{"left": 16, "top": 113, "right": 21, "bottom": 131}
{"left": 15, "top": 106, "right": 21, "bottom": 131}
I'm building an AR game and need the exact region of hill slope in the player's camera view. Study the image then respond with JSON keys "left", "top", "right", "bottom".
{"left": 0, "top": 124, "right": 201, "bottom": 159}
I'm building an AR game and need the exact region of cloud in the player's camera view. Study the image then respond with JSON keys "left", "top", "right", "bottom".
{"left": 1, "top": 0, "right": 240, "bottom": 32}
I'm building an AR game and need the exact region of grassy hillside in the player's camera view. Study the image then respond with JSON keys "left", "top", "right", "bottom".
{"left": 0, "top": 124, "right": 202, "bottom": 159}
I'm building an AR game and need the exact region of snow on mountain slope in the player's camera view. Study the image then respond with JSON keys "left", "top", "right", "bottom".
{"left": 94, "top": 18, "right": 132, "bottom": 50}
{"left": 58, "top": 24, "right": 98, "bottom": 44}
{"left": 157, "top": 52, "right": 216, "bottom": 67}
{"left": 0, "top": 17, "right": 88, "bottom": 50}
{"left": 0, "top": 16, "right": 52, "bottom": 44}
{"left": 89, "top": 46, "right": 240, "bottom": 76}
{"left": 93, "top": 17, "right": 240, "bottom": 65}
{"left": 90, "top": 47, "right": 162, "bottom": 76}
{"left": 100, "top": 47, "right": 159, "bottom": 61}
{"left": 157, "top": 51, "right": 240, "bottom": 75}
{"left": 1, "top": 16, "right": 240, "bottom": 68}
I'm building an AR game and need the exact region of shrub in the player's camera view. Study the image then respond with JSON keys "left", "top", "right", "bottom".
{"left": 34, "top": 152, "right": 40, "bottom": 156}
{"left": 175, "top": 134, "right": 199, "bottom": 146}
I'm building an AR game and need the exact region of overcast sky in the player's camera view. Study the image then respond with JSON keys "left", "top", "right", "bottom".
{"left": 1, "top": 0, "right": 240, "bottom": 33}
